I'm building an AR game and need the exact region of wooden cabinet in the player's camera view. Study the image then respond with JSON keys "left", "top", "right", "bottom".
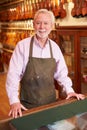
{"left": 56, "top": 26, "right": 87, "bottom": 94}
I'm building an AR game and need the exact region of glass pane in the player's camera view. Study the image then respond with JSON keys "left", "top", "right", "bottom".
{"left": 80, "top": 36, "right": 87, "bottom": 93}
{"left": 59, "top": 35, "right": 75, "bottom": 86}
{"left": 59, "top": 35, "right": 74, "bottom": 53}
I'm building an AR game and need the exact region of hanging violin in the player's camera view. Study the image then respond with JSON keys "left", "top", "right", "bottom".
{"left": 82, "top": 0, "right": 87, "bottom": 17}
{"left": 58, "top": 0, "right": 66, "bottom": 18}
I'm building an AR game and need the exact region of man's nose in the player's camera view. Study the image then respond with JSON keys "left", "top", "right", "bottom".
{"left": 40, "top": 23, "right": 44, "bottom": 28}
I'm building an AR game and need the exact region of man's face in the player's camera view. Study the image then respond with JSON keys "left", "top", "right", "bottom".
{"left": 33, "top": 13, "right": 53, "bottom": 39}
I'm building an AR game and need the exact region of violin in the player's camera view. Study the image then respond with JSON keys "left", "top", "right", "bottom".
{"left": 76, "top": 0, "right": 82, "bottom": 18}
{"left": 71, "top": 0, "right": 78, "bottom": 17}
{"left": 82, "top": 0, "right": 87, "bottom": 17}
{"left": 58, "top": 0, "right": 66, "bottom": 18}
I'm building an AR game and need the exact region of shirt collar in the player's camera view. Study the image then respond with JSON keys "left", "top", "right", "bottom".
{"left": 34, "top": 35, "right": 50, "bottom": 48}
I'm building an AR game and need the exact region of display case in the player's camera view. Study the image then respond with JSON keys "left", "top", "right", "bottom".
{"left": 58, "top": 33, "right": 75, "bottom": 82}
{"left": 57, "top": 26, "right": 87, "bottom": 94}
{"left": 79, "top": 32, "right": 87, "bottom": 94}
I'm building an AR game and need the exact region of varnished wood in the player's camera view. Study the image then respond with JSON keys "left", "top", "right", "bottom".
{"left": 0, "top": 73, "right": 10, "bottom": 121}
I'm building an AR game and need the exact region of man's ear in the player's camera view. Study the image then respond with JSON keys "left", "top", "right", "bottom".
{"left": 51, "top": 23, "right": 55, "bottom": 30}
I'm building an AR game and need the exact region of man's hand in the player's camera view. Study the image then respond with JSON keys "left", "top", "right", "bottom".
{"left": 66, "top": 92, "right": 85, "bottom": 100}
{"left": 9, "top": 102, "right": 27, "bottom": 118}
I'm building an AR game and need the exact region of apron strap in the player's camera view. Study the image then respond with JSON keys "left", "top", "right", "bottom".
{"left": 29, "top": 36, "right": 34, "bottom": 58}
{"left": 49, "top": 40, "right": 53, "bottom": 58}
{"left": 29, "top": 36, "right": 53, "bottom": 58}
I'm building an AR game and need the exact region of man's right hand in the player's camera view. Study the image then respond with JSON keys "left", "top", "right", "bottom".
{"left": 9, "top": 102, "right": 27, "bottom": 118}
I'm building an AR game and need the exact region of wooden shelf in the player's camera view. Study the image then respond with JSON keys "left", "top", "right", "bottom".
{"left": 0, "top": 0, "right": 23, "bottom": 9}
{"left": 0, "top": 47, "right": 13, "bottom": 53}
{"left": 1, "top": 27, "right": 34, "bottom": 31}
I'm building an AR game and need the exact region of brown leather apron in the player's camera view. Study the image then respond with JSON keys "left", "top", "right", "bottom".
{"left": 20, "top": 36, "right": 56, "bottom": 109}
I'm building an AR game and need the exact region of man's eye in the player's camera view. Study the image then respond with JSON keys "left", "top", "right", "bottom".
{"left": 36, "top": 22, "right": 40, "bottom": 25}
{"left": 44, "top": 22, "right": 48, "bottom": 25}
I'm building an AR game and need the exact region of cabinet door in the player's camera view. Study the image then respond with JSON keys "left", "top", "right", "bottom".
{"left": 57, "top": 31, "right": 79, "bottom": 92}
{"left": 79, "top": 32, "right": 87, "bottom": 94}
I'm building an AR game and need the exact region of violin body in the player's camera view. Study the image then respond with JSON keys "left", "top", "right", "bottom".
{"left": 58, "top": 0, "right": 66, "bottom": 18}
{"left": 71, "top": 0, "right": 77, "bottom": 17}
{"left": 76, "top": 0, "right": 82, "bottom": 18}
{"left": 60, "top": 8, "right": 66, "bottom": 18}
{"left": 82, "top": 0, "right": 87, "bottom": 16}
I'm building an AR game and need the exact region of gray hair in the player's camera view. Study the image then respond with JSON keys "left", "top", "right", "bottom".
{"left": 34, "top": 9, "right": 55, "bottom": 24}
